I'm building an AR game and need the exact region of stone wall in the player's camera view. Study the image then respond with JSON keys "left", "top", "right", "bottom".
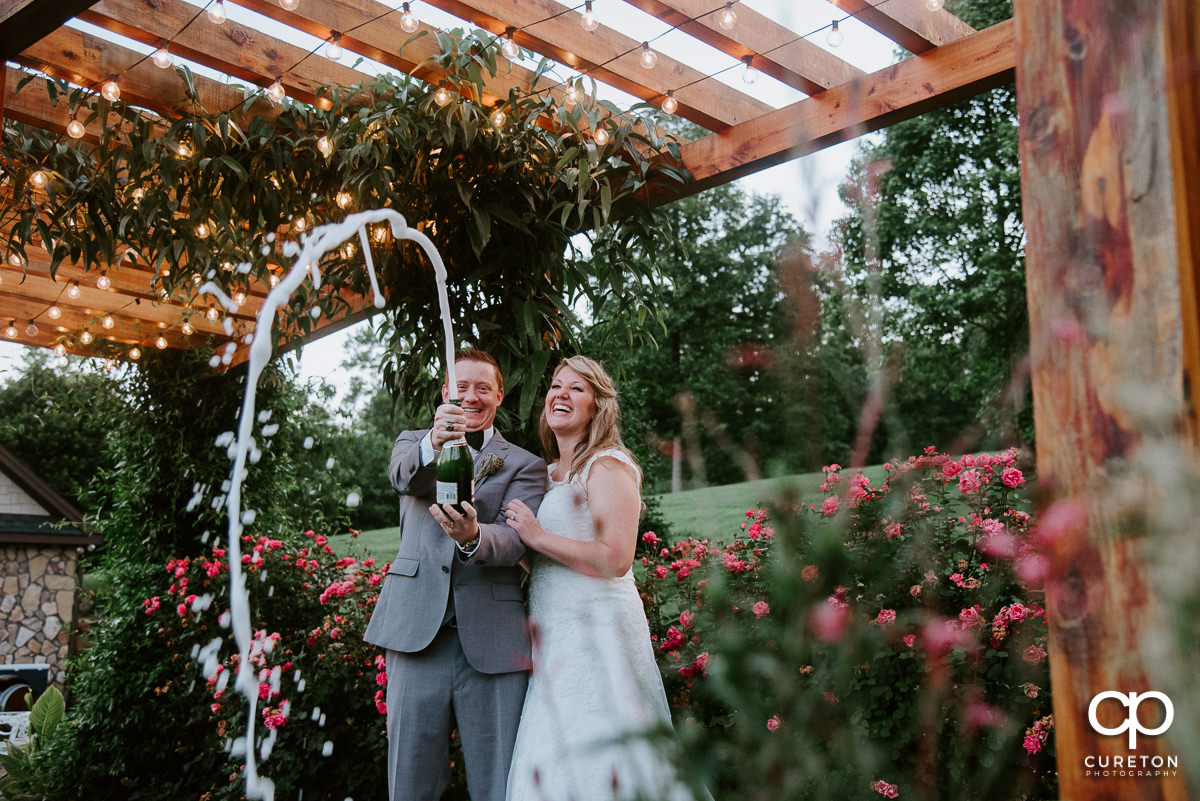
{"left": 1, "top": 544, "right": 77, "bottom": 688}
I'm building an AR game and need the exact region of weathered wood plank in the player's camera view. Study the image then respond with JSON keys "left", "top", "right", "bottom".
{"left": 829, "top": 0, "right": 975, "bottom": 54}
{"left": 1015, "top": 0, "right": 1191, "bottom": 797}
{"left": 0, "top": 0, "right": 98, "bottom": 59}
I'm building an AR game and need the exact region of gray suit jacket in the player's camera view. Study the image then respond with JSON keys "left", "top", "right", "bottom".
{"left": 364, "top": 428, "right": 548, "bottom": 674}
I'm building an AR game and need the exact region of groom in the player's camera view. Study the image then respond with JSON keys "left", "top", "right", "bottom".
{"left": 365, "top": 349, "right": 548, "bottom": 801}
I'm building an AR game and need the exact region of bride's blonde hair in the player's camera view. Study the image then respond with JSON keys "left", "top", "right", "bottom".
{"left": 539, "top": 356, "right": 638, "bottom": 484}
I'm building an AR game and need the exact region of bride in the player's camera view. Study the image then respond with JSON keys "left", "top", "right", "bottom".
{"left": 503, "top": 356, "right": 693, "bottom": 801}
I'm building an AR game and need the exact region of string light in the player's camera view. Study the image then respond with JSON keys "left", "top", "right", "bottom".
{"left": 317, "top": 135, "right": 333, "bottom": 157}
{"left": 581, "top": 1, "right": 598, "bottom": 32}
{"left": 341, "top": 242, "right": 356, "bottom": 259}
{"left": 102, "top": 315, "right": 115, "bottom": 329}
{"left": 196, "top": 221, "right": 210, "bottom": 238}
{"left": 131, "top": 187, "right": 145, "bottom": 202}
{"left": 336, "top": 191, "right": 352, "bottom": 208}
{"left": 156, "top": 335, "right": 169, "bottom": 349}
{"left": 741, "top": 54, "right": 758, "bottom": 83}
{"left": 639, "top": 42, "right": 658, "bottom": 69}
{"left": 293, "top": 216, "right": 308, "bottom": 232}
{"left": 434, "top": 86, "right": 452, "bottom": 107}
{"left": 6, "top": 253, "right": 23, "bottom": 267}
{"left": 268, "top": 274, "right": 280, "bottom": 287}
{"left": 490, "top": 107, "right": 506, "bottom": 128}
{"left": 181, "top": 322, "right": 194, "bottom": 336}
{"left": 593, "top": 126, "right": 609, "bottom": 146}
{"left": 206, "top": 306, "right": 220, "bottom": 321}
{"left": 206, "top": 0, "right": 227, "bottom": 24}
{"left": 67, "top": 118, "right": 85, "bottom": 139}
{"left": 267, "top": 79, "right": 286, "bottom": 104}
{"left": 826, "top": 19, "right": 844, "bottom": 47}
{"left": 399, "top": 2, "right": 418, "bottom": 33}
{"left": 924, "top": 0, "right": 944, "bottom": 8}
{"left": 129, "top": 347, "right": 141, "bottom": 361}
{"left": 96, "top": 272, "right": 112, "bottom": 290}
{"left": 54, "top": 343, "right": 67, "bottom": 357}
{"left": 30, "top": 170, "right": 47, "bottom": 189}
{"left": 24, "top": 323, "right": 38, "bottom": 337}
{"left": 662, "top": 90, "right": 678, "bottom": 114}
{"left": 718, "top": 2, "right": 737, "bottom": 30}
{"left": 152, "top": 44, "right": 173, "bottom": 69}
{"left": 48, "top": 305, "right": 62, "bottom": 320}
{"left": 80, "top": 330, "right": 93, "bottom": 345}
{"left": 101, "top": 79, "right": 121, "bottom": 102}
{"left": 4, "top": 322, "right": 17, "bottom": 339}
{"left": 67, "top": 282, "right": 81, "bottom": 299}
{"left": 325, "top": 32, "right": 343, "bottom": 62}
{"left": 501, "top": 29, "right": 520, "bottom": 60}
{"left": 177, "top": 143, "right": 192, "bottom": 157}
{"left": 280, "top": 0, "right": 299, "bottom": 9}
{"left": 563, "top": 82, "right": 579, "bottom": 107}
{"left": 233, "top": 291, "right": 247, "bottom": 306}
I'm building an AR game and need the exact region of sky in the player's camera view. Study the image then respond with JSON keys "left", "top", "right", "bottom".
{"left": 0, "top": 0, "right": 901, "bottom": 388}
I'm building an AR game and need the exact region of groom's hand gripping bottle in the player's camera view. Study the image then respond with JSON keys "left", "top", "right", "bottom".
{"left": 436, "top": 400, "right": 475, "bottom": 515}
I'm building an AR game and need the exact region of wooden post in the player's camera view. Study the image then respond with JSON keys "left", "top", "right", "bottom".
{"left": 1015, "top": 0, "right": 1192, "bottom": 798}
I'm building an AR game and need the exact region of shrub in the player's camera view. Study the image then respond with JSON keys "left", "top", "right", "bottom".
{"left": 637, "top": 447, "right": 1056, "bottom": 800}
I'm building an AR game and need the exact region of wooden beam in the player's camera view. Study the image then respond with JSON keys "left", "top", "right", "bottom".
{"left": 657, "top": 18, "right": 1014, "bottom": 201}
{"left": 828, "top": 0, "right": 975, "bottom": 55}
{"left": 14, "top": 25, "right": 276, "bottom": 122}
{"left": 79, "top": 0, "right": 375, "bottom": 107}
{"left": 620, "top": 0, "right": 864, "bottom": 95}
{"left": 0, "top": 0, "right": 98, "bottom": 60}
{"left": 1165, "top": 0, "right": 1200, "bottom": 435}
{"left": 422, "top": 0, "right": 771, "bottom": 130}
{"left": 1015, "top": 1, "right": 1190, "bottom": 798}
{"left": 0, "top": 289, "right": 202, "bottom": 349}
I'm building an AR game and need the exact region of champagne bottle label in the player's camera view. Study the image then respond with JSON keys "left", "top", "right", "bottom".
{"left": 436, "top": 481, "right": 459, "bottom": 504}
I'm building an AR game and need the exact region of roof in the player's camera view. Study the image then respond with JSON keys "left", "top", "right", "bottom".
{"left": 0, "top": 442, "right": 100, "bottom": 546}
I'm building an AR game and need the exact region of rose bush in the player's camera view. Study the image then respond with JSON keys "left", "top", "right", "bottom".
{"left": 636, "top": 447, "right": 1056, "bottom": 800}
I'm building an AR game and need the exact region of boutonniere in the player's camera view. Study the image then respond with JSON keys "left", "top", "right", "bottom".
{"left": 476, "top": 453, "right": 505, "bottom": 480}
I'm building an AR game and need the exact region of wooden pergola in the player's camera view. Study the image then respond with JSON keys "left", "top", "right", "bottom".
{"left": 0, "top": 0, "right": 1197, "bottom": 797}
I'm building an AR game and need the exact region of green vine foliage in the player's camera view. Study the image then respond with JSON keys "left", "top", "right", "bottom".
{"left": 0, "top": 28, "right": 689, "bottom": 435}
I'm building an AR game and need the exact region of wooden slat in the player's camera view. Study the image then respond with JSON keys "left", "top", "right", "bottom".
{"left": 828, "top": 0, "right": 975, "bottom": 55}
{"left": 1015, "top": 1, "right": 1189, "bottom": 798}
{"left": 423, "top": 0, "right": 771, "bottom": 130}
{"left": 620, "top": 0, "right": 864, "bottom": 94}
{"left": 658, "top": 18, "right": 1014, "bottom": 201}
{"left": 1165, "top": 0, "right": 1200, "bottom": 435}
{"left": 0, "top": 289, "right": 202, "bottom": 348}
{"left": 0, "top": 0, "right": 99, "bottom": 59}
{"left": 15, "top": 25, "right": 276, "bottom": 121}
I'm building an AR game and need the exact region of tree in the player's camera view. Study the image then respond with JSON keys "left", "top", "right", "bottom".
{"left": 832, "top": 0, "right": 1028, "bottom": 456}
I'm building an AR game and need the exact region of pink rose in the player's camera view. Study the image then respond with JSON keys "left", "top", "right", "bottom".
{"left": 641, "top": 531, "right": 660, "bottom": 545}
{"left": 654, "top": 565, "right": 668, "bottom": 579}
{"left": 1022, "top": 645, "right": 1048, "bottom": 665}
{"left": 679, "top": 609, "right": 695, "bottom": 628}
{"left": 875, "top": 609, "right": 896, "bottom": 625}
{"left": 1007, "top": 602, "right": 1028, "bottom": 621}
{"left": 957, "top": 469, "right": 982, "bottom": 495}
{"left": 820, "top": 495, "right": 840, "bottom": 516}
{"left": 753, "top": 601, "right": 770, "bottom": 619}
{"left": 872, "top": 779, "right": 900, "bottom": 798}
{"left": 1002, "top": 467, "right": 1024, "bottom": 488}
{"left": 812, "top": 603, "right": 849, "bottom": 643}
{"left": 941, "top": 460, "right": 962, "bottom": 479}
{"left": 801, "top": 564, "right": 819, "bottom": 582}
{"left": 903, "top": 634, "right": 916, "bottom": 648}
{"left": 958, "top": 605, "right": 982, "bottom": 628}
{"left": 884, "top": 522, "right": 902, "bottom": 540}
{"left": 1023, "top": 734, "right": 1042, "bottom": 754}
{"left": 767, "top": 715, "right": 782, "bottom": 732}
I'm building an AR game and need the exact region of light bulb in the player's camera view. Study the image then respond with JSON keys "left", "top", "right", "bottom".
{"left": 336, "top": 191, "right": 352, "bottom": 208}
{"left": 501, "top": 35, "right": 519, "bottom": 61}
{"left": 181, "top": 322, "right": 194, "bottom": 336}
{"left": 293, "top": 216, "right": 307, "bottom": 232}
{"left": 48, "top": 305, "right": 62, "bottom": 320}
{"left": 54, "top": 343, "right": 66, "bottom": 357}
{"left": 640, "top": 42, "right": 658, "bottom": 69}
{"left": 563, "top": 83, "right": 578, "bottom": 107}
{"left": 152, "top": 46, "right": 173, "bottom": 69}
{"left": 233, "top": 291, "right": 247, "bottom": 305}
{"left": 490, "top": 108, "right": 506, "bottom": 128}
{"left": 399, "top": 2, "right": 418, "bottom": 33}
{"left": 662, "top": 91, "right": 678, "bottom": 114}
{"left": 196, "top": 222, "right": 210, "bottom": 238}
{"left": 7, "top": 253, "right": 23, "bottom": 267}
{"left": 206, "top": 0, "right": 226, "bottom": 23}
{"left": 131, "top": 187, "right": 145, "bottom": 202}
{"left": 581, "top": 1, "right": 598, "bottom": 32}
{"left": 742, "top": 55, "right": 758, "bottom": 83}
{"left": 280, "top": 0, "right": 299, "bottom": 8}
{"left": 25, "top": 323, "right": 38, "bottom": 337}
{"left": 718, "top": 2, "right": 737, "bottom": 30}
{"left": 317, "top": 135, "right": 333, "bottom": 157}
{"left": 67, "top": 282, "right": 81, "bottom": 299}
{"left": 101, "top": 80, "right": 121, "bottom": 102}
{"left": 30, "top": 170, "right": 47, "bottom": 189}
{"left": 67, "top": 119, "right": 85, "bottom": 139}
{"left": 267, "top": 79, "right": 286, "bottom": 104}
{"left": 102, "top": 315, "right": 115, "bottom": 329}
{"left": 269, "top": 274, "right": 279, "bottom": 287}
{"left": 96, "top": 273, "right": 112, "bottom": 290}
{"left": 80, "top": 330, "right": 93, "bottom": 344}
{"left": 156, "top": 336, "right": 168, "bottom": 350}
{"left": 924, "top": 0, "right": 944, "bottom": 8}
{"left": 434, "top": 86, "right": 452, "bottom": 107}
{"left": 826, "top": 20, "right": 844, "bottom": 48}
{"left": 325, "top": 35, "right": 342, "bottom": 61}
{"left": 177, "top": 143, "right": 192, "bottom": 157}
{"left": 207, "top": 307, "right": 220, "bottom": 321}
{"left": 129, "top": 347, "right": 141, "bottom": 361}
{"left": 594, "top": 126, "right": 609, "bottom": 146}
{"left": 4, "top": 323, "right": 17, "bottom": 339}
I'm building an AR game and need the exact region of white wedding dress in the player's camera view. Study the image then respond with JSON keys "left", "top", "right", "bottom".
{"left": 506, "top": 449, "right": 693, "bottom": 801}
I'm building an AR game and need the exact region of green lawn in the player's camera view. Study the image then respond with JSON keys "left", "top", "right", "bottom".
{"left": 331, "top": 464, "right": 890, "bottom": 556}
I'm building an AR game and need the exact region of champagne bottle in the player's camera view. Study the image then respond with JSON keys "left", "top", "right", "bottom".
{"left": 436, "top": 402, "right": 475, "bottom": 514}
